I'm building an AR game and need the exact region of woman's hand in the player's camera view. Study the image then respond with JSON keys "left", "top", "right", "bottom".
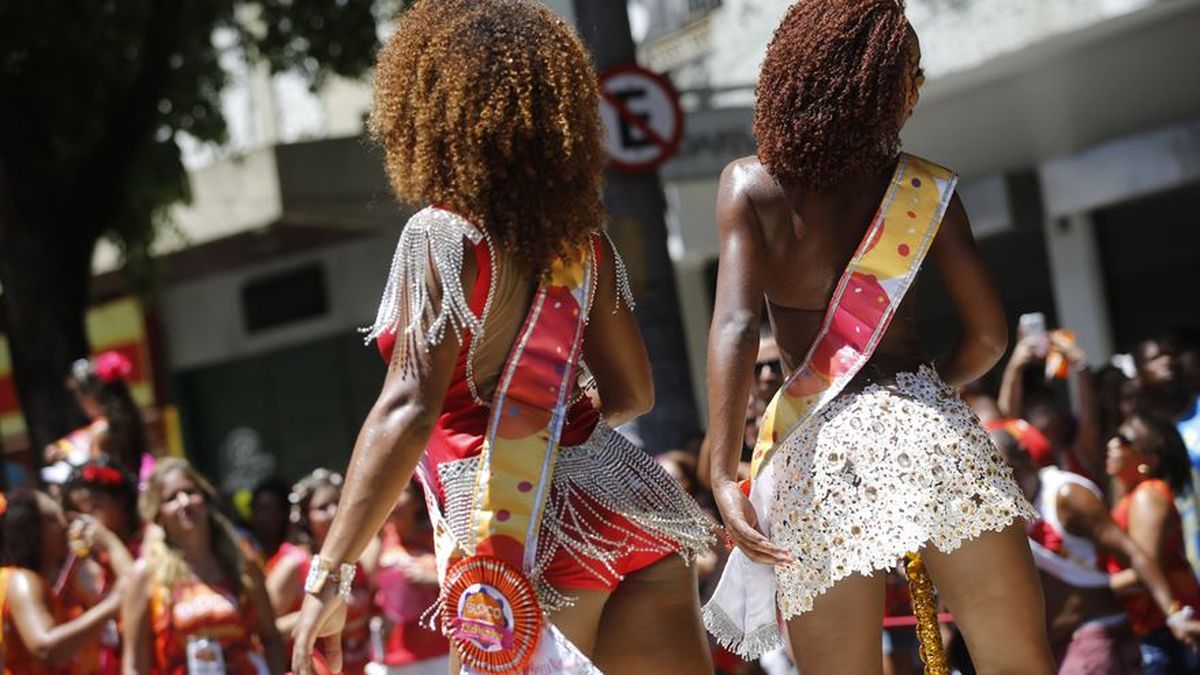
{"left": 712, "top": 479, "right": 792, "bottom": 566}
{"left": 1166, "top": 609, "right": 1200, "bottom": 652}
{"left": 291, "top": 586, "right": 348, "bottom": 675}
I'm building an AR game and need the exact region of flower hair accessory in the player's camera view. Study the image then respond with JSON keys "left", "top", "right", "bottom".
{"left": 81, "top": 464, "right": 127, "bottom": 487}
{"left": 94, "top": 351, "right": 133, "bottom": 383}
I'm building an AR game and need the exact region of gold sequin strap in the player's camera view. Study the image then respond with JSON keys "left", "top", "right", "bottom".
{"left": 905, "top": 553, "right": 949, "bottom": 675}
{"left": 750, "top": 153, "right": 958, "bottom": 479}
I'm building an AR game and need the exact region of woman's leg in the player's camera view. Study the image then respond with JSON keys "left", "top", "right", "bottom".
{"left": 921, "top": 522, "right": 1055, "bottom": 674}
{"left": 783, "top": 572, "right": 887, "bottom": 675}
{"left": 591, "top": 555, "right": 713, "bottom": 674}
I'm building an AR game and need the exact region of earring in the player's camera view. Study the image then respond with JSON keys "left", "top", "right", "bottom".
{"left": 1137, "top": 464, "right": 1151, "bottom": 475}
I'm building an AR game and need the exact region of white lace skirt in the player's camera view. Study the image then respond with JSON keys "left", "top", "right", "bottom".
{"left": 768, "top": 365, "right": 1037, "bottom": 620}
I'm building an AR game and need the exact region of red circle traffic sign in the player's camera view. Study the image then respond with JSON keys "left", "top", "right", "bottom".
{"left": 598, "top": 64, "right": 684, "bottom": 173}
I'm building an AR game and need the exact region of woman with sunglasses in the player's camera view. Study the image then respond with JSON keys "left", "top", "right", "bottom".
{"left": 1105, "top": 411, "right": 1200, "bottom": 673}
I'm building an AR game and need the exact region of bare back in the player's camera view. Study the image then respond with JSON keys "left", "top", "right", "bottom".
{"left": 735, "top": 156, "right": 925, "bottom": 381}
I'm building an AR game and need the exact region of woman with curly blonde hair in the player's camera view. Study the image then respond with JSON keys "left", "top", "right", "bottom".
{"left": 121, "top": 458, "right": 285, "bottom": 673}
{"left": 291, "top": 1, "right": 714, "bottom": 673}
{"left": 704, "top": 1, "right": 1054, "bottom": 673}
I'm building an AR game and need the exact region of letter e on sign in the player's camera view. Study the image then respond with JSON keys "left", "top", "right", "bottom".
{"left": 598, "top": 65, "right": 684, "bottom": 173}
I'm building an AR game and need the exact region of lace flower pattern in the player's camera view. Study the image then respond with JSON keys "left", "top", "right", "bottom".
{"left": 768, "top": 365, "right": 1037, "bottom": 620}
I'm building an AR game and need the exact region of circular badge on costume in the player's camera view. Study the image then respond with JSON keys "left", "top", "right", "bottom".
{"left": 441, "top": 556, "right": 541, "bottom": 672}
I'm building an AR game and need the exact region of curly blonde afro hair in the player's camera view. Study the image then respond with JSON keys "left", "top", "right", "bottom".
{"left": 369, "top": 0, "right": 606, "bottom": 271}
{"left": 755, "top": 0, "right": 916, "bottom": 191}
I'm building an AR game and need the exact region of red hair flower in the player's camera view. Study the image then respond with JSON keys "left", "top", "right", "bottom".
{"left": 82, "top": 464, "right": 125, "bottom": 487}
{"left": 94, "top": 351, "right": 133, "bottom": 383}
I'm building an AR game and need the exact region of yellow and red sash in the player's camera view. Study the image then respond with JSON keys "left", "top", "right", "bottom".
{"left": 703, "top": 154, "right": 957, "bottom": 662}
{"left": 440, "top": 243, "right": 595, "bottom": 673}
{"left": 750, "top": 153, "right": 957, "bottom": 479}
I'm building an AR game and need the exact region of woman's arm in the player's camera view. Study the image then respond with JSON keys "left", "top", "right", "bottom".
{"left": 580, "top": 234, "right": 654, "bottom": 427}
{"left": 1063, "top": 484, "right": 1177, "bottom": 615}
{"left": 997, "top": 337, "right": 1038, "bottom": 418}
{"left": 121, "top": 560, "right": 153, "bottom": 674}
{"left": 929, "top": 194, "right": 1009, "bottom": 388}
{"left": 707, "top": 160, "right": 790, "bottom": 565}
{"left": 7, "top": 568, "right": 121, "bottom": 665}
{"left": 266, "top": 553, "right": 305, "bottom": 615}
{"left": 291, "top": 253, "right": 471, "bottom": 675}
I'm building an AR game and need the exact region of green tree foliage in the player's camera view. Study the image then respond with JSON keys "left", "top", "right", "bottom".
{"left": 0, "top": 0, "right": 401, "bottom": 458}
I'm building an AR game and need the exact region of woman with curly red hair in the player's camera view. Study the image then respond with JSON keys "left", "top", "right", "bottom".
{"left": 704, "top": 1, "right": 1054, "bottom": 672}
{"left": 291, "top": 1, "right": 714, "bottom": 673}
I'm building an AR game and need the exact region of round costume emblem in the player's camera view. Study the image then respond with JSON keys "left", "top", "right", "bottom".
{"left": 441, "top": 556, "right": 542, "bottom": 672}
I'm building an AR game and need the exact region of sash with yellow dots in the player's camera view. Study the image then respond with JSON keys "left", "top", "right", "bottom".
{"left": 749, "top": 153, "right": 957, "bottom": 479}
{"left": 440, "top": 242, "right": 596, "bottom": 673}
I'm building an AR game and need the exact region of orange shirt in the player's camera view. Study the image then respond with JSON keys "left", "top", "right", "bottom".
{"left": 1106, "top": 479, "right": 1200, "bottom": 635}
{"left": 149, "top": 575, "right": 263, "bottom": 674}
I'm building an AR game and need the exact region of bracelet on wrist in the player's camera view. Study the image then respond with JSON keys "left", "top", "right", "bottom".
{"left": 303, "top": 555, "right": 356, "bottom": 602}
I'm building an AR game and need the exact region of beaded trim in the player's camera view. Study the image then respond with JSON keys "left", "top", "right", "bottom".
{"left": 363, "top": 207, "right": 485, "bottom": 364}
{"left": 436, "top": 422, "right": 716, "bottom": 611}
{"left": 603, "top": 231, "right": 637, "bottom": 313}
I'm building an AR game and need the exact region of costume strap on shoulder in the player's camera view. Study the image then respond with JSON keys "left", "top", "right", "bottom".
{"left": 602, "top": 231, "right": 636, "bottom": 312}
{"left": 363, "top": 206, "right": 486, "bottom": 352}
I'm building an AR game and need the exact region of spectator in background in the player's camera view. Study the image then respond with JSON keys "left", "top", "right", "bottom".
{"left": 1, "top": 489, "right": 131, "bottom": 674}
{"left": 62, "top": 458, "right": 142, "bottom": 556}
{"left": 43, "top": 352, "right": 148, "bottom": 485}
{"left": 365, "top": 482, "right": 448, "bottom": 675}
{"left": 270, "top": 469, "right": 372, "bottom": 675}
{"left": 999, "top": 330, "right": 1105, "bottom": 482}
{"left": 121, "top": 457, "right": 284, "bottom": 674}
{"left": 1134, "top": 330, "right": 1200, "bottom": 578}
{"left": 249, "top": 478, "right": 293, "bottom": 568}
{"left": 994, "top": 425, "right": 1200, "bottom": 672}
{"left": 1103, "top": 411, "right": 1200, "bottom": 673}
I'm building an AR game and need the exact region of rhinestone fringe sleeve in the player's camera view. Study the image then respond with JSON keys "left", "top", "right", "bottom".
{"left": 363, "top": 207, "right": 486, "bottom": 357}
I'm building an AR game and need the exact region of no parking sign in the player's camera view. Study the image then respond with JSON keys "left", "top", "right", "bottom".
{"left": 599, "top": 64, "right": 684, "bottom": 173}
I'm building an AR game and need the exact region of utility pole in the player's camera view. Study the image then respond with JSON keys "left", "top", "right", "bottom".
{"left": 571, "top": 0, "right": 699, "bottom": 451}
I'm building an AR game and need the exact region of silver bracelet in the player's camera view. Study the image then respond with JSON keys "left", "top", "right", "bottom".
{"left": 303, "top": 556, "right": 356, "bottom": 602}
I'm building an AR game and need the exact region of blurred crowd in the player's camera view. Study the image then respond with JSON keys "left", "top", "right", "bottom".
{"left": 0, "top": 352, "right": 447, "bottom": 674}
{"left": 3, "top": 317, "right": 1200, "bottom": 674}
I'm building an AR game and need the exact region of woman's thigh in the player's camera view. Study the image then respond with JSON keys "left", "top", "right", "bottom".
{"left": 921, "top": 522, "right": 1055, "bottom": 675}
{"left": 591, "top": 555, "right": 712, "bottom": 674}
{"left": 784, "top": 571, "right": 886, "bottom": 675}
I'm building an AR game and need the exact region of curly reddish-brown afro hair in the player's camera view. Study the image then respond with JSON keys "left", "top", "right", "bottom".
{"left": 369, "top": 0, "right": 605, "bottom": 271}
{"left": 755, "top": 0, "right": 916, "bottom": 191}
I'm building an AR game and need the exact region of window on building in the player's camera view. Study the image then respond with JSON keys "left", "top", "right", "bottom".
{"left": 241, "top": 263, "right": 329, "bottom": 334}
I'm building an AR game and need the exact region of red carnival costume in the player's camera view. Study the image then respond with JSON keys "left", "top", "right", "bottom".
{"left": 365, "top": 207, "right": 713, "bottom": 672}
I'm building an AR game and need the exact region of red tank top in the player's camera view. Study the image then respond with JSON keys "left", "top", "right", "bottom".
{"left": 1105, "top": 479, "right": 1200, "bottom": 635}
{"left": 150, "top": 575, "right": 262, "bottom": 674}
{"left": 376, "top": 233, "right": 604, "bottom": 500}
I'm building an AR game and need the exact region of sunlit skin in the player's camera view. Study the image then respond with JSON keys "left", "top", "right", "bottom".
{"left": 3, "top": 493, "right": 131, "bottom": 667}
{"left": 707, "top": 11, "right": 1055, "bottom": 673}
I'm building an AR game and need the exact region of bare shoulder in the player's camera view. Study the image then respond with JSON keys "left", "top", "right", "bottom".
{"left": 721, "top": 156, "right": 782, "bottom": 202}
{"left": 7, "top": 567, "right": 45, "bottom": 599}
